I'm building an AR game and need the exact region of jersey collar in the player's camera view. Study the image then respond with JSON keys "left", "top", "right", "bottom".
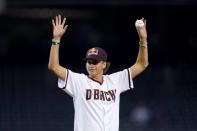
{"left": 88, "top": 76, "right": 104, "bottom": 85}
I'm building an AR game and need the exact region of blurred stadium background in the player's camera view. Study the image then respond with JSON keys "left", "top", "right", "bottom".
{"left": 0, "top": 0, "right": 197, "bottom": 131}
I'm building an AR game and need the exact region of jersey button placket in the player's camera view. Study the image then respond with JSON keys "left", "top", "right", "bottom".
{"left": 99, "top": 83, "right": 105, "bottom": 131}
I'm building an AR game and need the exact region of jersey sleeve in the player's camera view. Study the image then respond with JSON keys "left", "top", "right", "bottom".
{"left": 58, "top": 69, "right": 83, "bottom": 97}
{"left": 108, "top": 68, "right": 134, "bottom": 93}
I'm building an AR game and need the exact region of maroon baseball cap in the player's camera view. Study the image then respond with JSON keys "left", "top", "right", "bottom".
{"left": 84, "top": 47, "right": 107, "bottom": 61}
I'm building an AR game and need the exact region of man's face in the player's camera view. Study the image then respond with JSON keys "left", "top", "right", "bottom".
{"left": 86, "top": 59, "right": 106, "bottom": 77}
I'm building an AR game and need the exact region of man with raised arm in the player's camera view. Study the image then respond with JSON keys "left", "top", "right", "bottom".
{"left": 48, "top": 14, "right": 149, "bottom": 131}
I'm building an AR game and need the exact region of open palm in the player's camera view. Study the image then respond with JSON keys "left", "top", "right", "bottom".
{"left": 52, "top": 15, "right": 68, "bottom": 40}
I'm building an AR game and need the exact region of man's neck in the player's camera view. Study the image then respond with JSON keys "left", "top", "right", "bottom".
{"left": 89, "top": 74, "right": 103, "bottom": 83}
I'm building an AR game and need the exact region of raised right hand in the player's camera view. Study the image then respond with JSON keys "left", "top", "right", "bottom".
{"left": 52, "top": 14, "right": 68, "bottom": 40}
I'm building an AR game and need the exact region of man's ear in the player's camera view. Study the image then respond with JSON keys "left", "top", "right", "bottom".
{"left": 102, "top": 62, "right": 106, "bottom": 69}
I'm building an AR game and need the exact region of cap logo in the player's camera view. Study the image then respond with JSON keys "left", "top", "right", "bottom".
{"left": 87, "top": 48, "right": 98, "bottom": 56}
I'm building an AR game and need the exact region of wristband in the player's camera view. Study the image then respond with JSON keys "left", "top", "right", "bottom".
{"left": 52, "top": 39, "right": 60, "bottom": 45}
{"left": 139, "top": 41, "right": 148, "bottom": 48}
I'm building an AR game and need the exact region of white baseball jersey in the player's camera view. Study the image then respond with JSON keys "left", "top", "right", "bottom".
{"left": 58, "top": 68, "right": 134, "bottom": 131}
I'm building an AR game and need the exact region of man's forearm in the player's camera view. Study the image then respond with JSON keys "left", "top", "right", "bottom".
{"left": 48, "top": 44, "right": 60, "bottom": 70}
{"left": 136, "top": 40, "right": 149, "bottom": 68}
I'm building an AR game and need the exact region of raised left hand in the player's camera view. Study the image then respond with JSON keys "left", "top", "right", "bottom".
{"left": 135, "top": 18, "right": 147, "bottom": 42}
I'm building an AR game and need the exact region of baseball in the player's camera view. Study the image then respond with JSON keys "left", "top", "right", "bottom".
{"left": 135, "top": 20, "right": 144, "bottom": 27}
